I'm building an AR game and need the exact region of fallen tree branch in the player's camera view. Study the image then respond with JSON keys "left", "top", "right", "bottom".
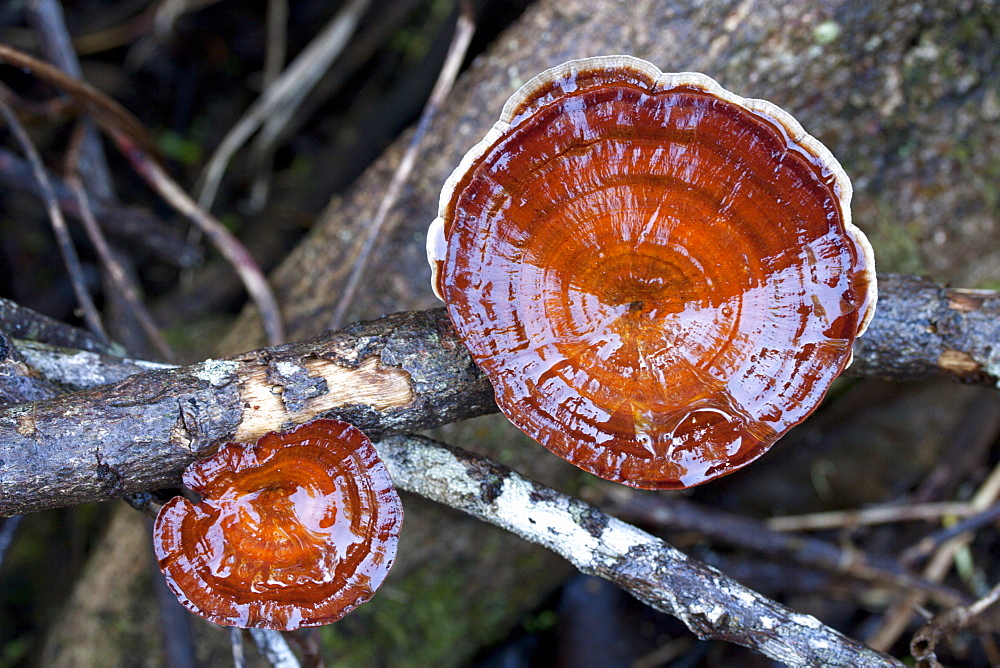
{"left": 848, "top": 274, "right": 1000, "bottom": 385}
{"left": 377, "top": 434, "right": 903, "bottom": 667}
{"left": 0, "top": 297, "right": 119, "bottom": 355}
{"left": 0, "top": 308, "right": 494, "bottom": 515}
{"left": 0, "top": 275, "right": 989, "bottom": 662}
{"left": 0, "top": 274, "right": 998, "bottom": 516}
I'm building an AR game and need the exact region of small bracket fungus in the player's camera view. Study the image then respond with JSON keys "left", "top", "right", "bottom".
{"left": 153, "top": 419, "right": 403, "bottom": 630}
{"left": 428, "top": 55, "right": 876, "bottom": 489}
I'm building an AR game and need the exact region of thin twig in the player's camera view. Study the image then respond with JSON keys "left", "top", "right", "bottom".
{"left": 117, "top": 134, "right": 286, "bottom": 344}
{"left": 868, "top": 460, "right": 1000, "bottom": 651}
{"left": 72, "top": 0, "right": 219, "bottom": 55}
{"left": 126, "top": 0, "right": 224, "bottom": 68}
{"left": 65, "top": 125, "right": 177, "bottom": 362}
{"left": 263, "top": 0, "right": 288, "bottom": 87}
{"left": 911, "top": 580, "right": 1000, "bottom": 667}
{"left": 230, "top": 628, "right": 246, "bottom": 668}
{"left": 901, "top": 501, "right": 1000, "bottom": 566}
{"left": 0, "top": 146, "right": 201, "bottom": 267}
{"left": 246, "top": 0, "right": 425, "bottom": 175}
{"left": 27, "top": 0, "right": 115, "bottom": 202}
{"left": 767, "top": 502, "right": 978, "bottom": 533}
{"left": 246, "top": 0, "right": 289, "bottom": 211}
{"left": 248, "top": 629, "right": 300, "bottom": 668}
{"left": 911, "top": 390, "right": 1000, "bottom": 504}
{"left": 0, "top": 42, "right": 285, "bottom": 345}
{"left": 0, "top": 90, "right": 109, "bottom": 342}
{"left": 196, "top": 0, "right": 370, "bottom": 212}
{"left": 328, "top": 0, "right": 476, "bottom": 329}
{"left": 0, "top": 43, "right": 156, "bottom": 153}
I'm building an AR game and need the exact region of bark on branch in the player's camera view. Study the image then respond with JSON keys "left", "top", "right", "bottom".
{"left": 0, "top": 308, "right": 494, "bottom": 515}
{"left": 848, "top": 274, "right": 1000, "bottom": 385}
{"left": 377, "top": 434, "right": 903, "bottom": 667}
{"left": 1, "top": 273, "right": 998, "bottom": 517}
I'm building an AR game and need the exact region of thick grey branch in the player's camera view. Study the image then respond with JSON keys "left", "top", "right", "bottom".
{"left": 848, "top": 274, "right": 1000, "bottom": 385}
{"left": 377, "top": 434, "right": 903, "bottom": 667}
{"left": 0, "top": 309, "right": 494, "bottom": 516}
{"left": 1, "top": 274, "right": 998, "bottom": 516}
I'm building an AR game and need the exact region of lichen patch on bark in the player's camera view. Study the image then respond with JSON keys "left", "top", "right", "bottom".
{"left": 191, "top": 359, "right": 240, "bottom": 387}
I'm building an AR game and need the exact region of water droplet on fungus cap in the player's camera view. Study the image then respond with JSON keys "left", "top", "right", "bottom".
{"left": 427, "top": 55, "right": 876, "bottom": 490}
{"left": 153, "top": 419, "right": 403, "bottom": 630}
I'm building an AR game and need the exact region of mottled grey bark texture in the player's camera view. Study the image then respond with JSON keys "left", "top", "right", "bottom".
{"left": 0, "top": 309, "right": 494, "bottom": 516}
{"left": 12, "top": 339, "right": 171, "bottom": 391}
{"left": 0, "top": 329, "right": 60, "bottom": 405}
{"left": 848, "top": 274, "right": 1000, "bottom": 385}
{"left": 0, "top": 297, "right": 118, "bottom": 355}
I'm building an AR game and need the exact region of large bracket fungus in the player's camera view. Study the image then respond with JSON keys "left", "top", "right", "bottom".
{"left": 153, "top": 419, "right": 403, "bottom": 630}
{"left": 428, "top": 55, "right": 876, "bottom": 489}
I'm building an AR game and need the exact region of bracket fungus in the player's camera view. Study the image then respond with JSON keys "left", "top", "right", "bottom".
{"left": 427, "top": 55, "right": 876, "bottom": 490}
{"left": 153, "top": 419, "right": 403, "bottom": 630}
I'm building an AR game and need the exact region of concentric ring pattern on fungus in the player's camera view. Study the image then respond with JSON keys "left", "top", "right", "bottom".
{"left": 428, "top": 56, "right": 876, "bottom": 490}
{"left": 154, "top": 419, "right": 403, "bottom": 630}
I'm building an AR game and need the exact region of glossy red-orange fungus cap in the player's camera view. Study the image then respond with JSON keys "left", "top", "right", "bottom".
{"left": 428, "top": 56, "right": 876, "bottom": 490}
{"left": 153, "top": 419, "right": 403, "bottom": 630}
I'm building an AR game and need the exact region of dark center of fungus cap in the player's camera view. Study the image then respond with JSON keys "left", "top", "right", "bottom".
{"left": 427, "top": 55, "right": 877, "bottom": 490}
{"left": 153, "top": 418, "right": 403, "bottom": 630}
